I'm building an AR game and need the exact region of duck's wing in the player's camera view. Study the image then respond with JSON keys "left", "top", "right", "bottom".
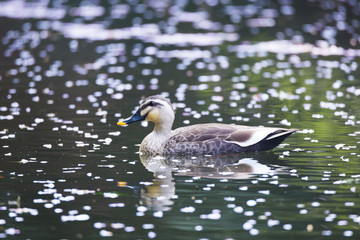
{"left": 165, "top": 123, "right": 297, "bottom": 155}
{"left": 170, "top": 123, "right": 238, "bottom": 141}
{"left": 223, "top": 125, "right": 297, "bottom": 151}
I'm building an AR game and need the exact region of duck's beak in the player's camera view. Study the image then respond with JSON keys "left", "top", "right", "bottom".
{"left": 117, "top": 109, "right": 145, "bottom": 126}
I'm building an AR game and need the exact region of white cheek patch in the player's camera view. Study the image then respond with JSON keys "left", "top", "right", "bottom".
{"left": 146, "top": 110, "right": 160, "bottom": 122}
{"left": 140, "top": 107, "right": 150, "bottom": 117}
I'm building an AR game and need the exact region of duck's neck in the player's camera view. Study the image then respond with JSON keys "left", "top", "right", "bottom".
{"left": 153, "top": 119, "right": 173, "bottom": 137}
{"left": 140, "top": 119, "right": 174, "bottom": 155}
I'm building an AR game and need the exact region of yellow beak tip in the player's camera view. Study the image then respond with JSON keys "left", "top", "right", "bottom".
{"left": 117, "top": 121, "right": 127, "bottom": 126}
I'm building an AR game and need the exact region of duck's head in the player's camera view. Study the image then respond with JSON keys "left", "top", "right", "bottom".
{"left": 117, "top": 95, "right": 174, "bottom": 128}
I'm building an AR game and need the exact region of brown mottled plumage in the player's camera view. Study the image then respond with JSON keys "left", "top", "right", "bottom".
{"left": 118, "top": 95, "right": 297, "bottom": 155}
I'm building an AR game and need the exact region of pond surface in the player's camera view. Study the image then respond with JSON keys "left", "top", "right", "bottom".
{"left": 0, "top": 0, "right": 360, "bottom": 239}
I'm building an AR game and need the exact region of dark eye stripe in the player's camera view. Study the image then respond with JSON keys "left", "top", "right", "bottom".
{"left": 140, "top": 101, "right": 163, "bottom": 111}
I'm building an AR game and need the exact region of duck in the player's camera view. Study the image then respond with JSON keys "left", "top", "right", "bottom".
{"left": 117, "top": 95, "right": 297, "bottom": 155}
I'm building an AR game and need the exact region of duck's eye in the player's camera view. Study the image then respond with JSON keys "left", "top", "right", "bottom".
{"left": 149, "top": 101, "right": 156, "bottom": 106}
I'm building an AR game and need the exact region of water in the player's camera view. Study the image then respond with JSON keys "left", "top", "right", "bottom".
{"left": 0, "top": 0, "right": 360, "bottom": 239}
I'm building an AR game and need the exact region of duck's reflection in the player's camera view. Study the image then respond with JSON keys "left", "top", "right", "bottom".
{"left": 139, "top": 153, "right": 286, "bottom": 211}
{"left": 139, "top": 156, "right": 176, "bottom": 211}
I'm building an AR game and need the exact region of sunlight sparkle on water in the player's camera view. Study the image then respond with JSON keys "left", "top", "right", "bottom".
{"left": 0, "top": 0, "right": 360, "bottom": 239}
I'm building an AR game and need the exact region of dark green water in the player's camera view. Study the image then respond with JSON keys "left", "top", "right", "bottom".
{"left": 0, "top": 0, "right": 359, "bottom": 239}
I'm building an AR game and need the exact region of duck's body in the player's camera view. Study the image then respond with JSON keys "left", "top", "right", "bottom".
{"left": 118, "top": 95, "right": 297, "bottom": 155}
